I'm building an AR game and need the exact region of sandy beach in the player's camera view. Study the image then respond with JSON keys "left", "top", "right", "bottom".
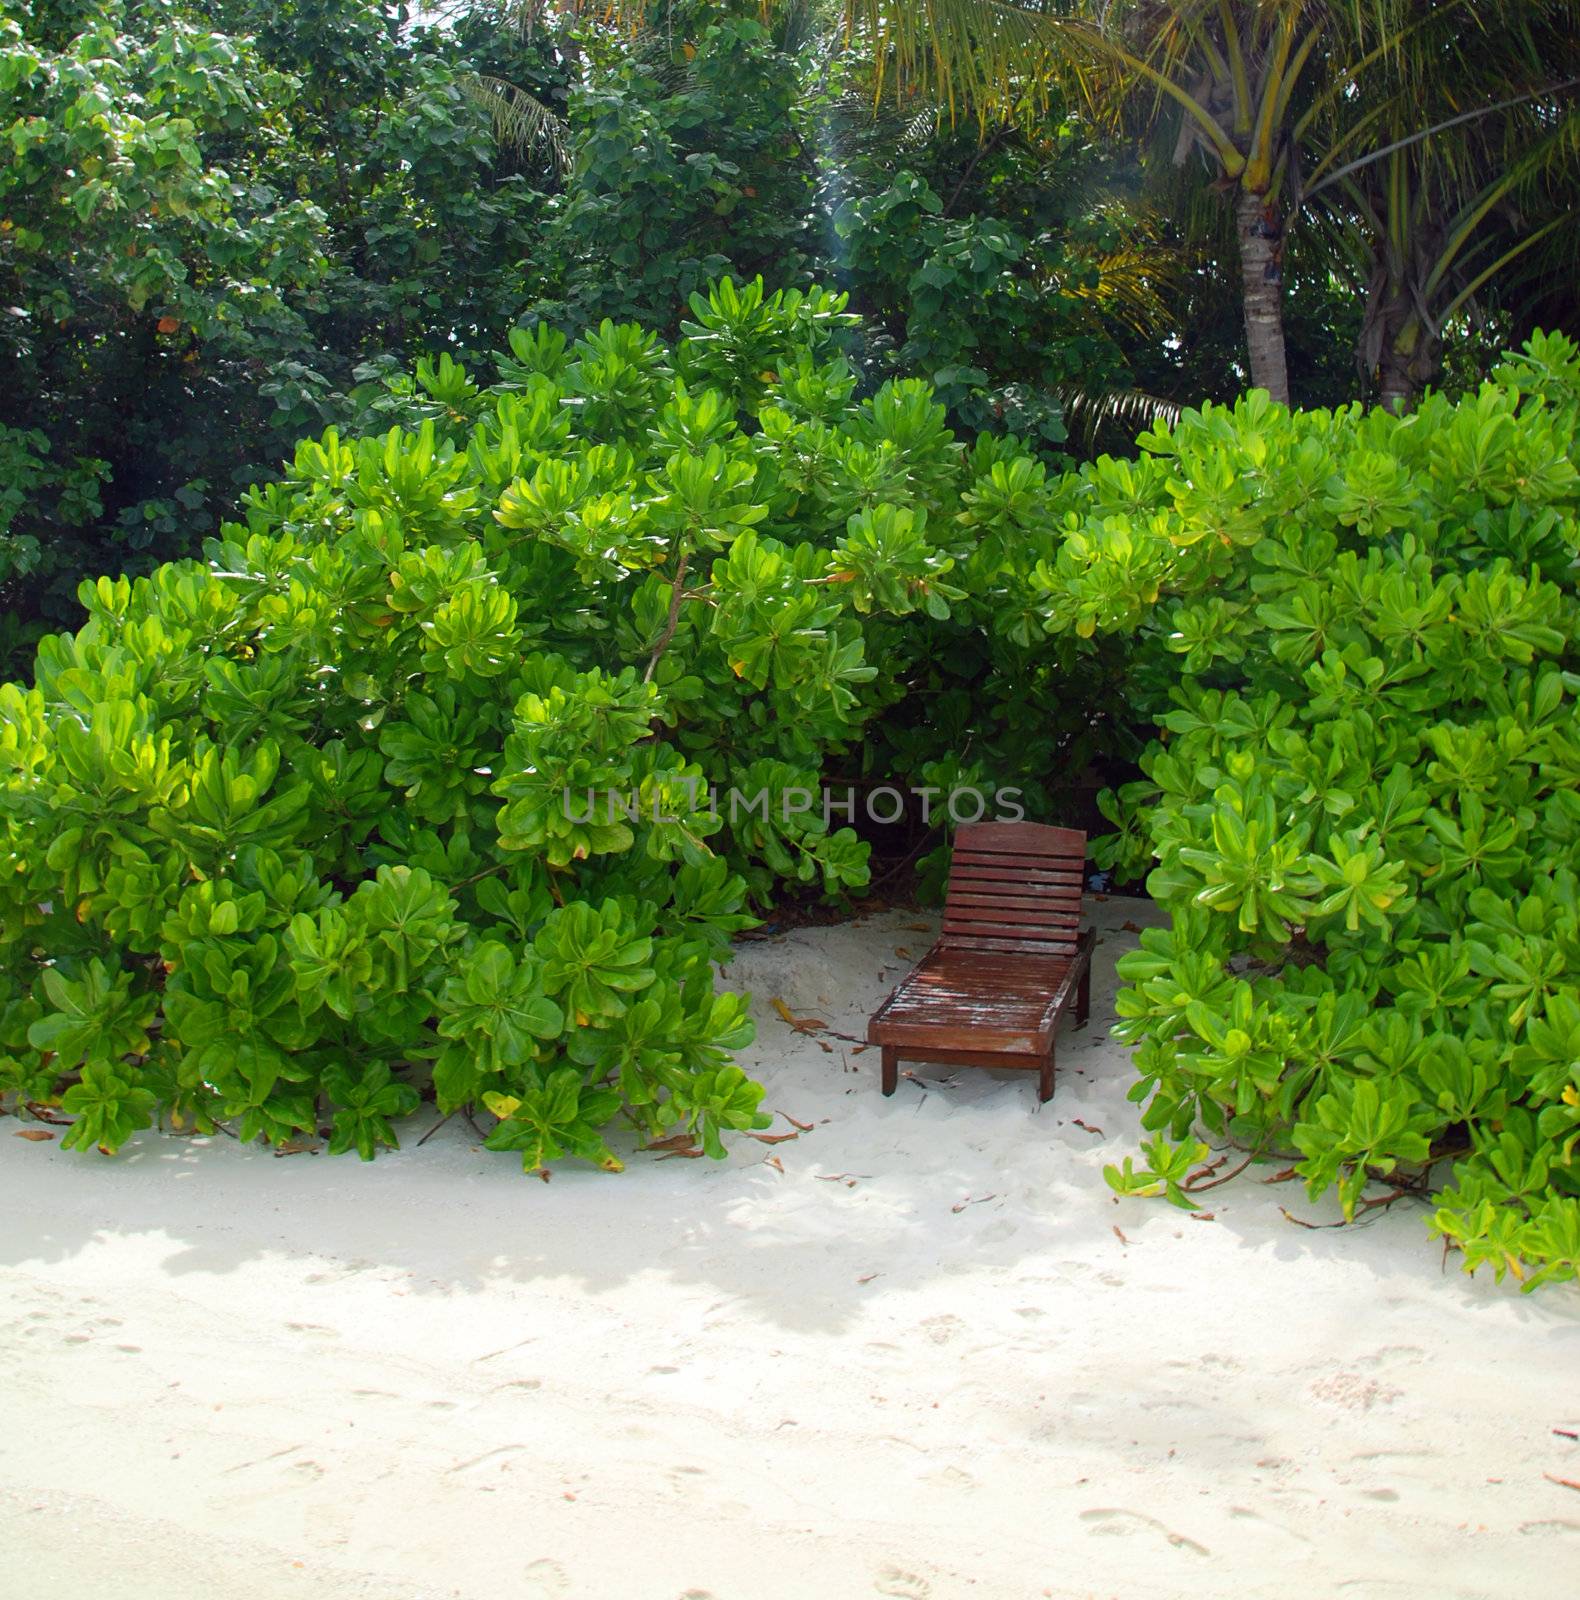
{"left": 3, "top": 895, "right": 1578, "bottom": 1599}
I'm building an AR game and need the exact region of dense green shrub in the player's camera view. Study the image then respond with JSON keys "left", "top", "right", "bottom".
{"left": 1035, "top": 331, "right": 1580, "bottom": 1289}
{"left": 9, "top": 262, "right": 1577, "bottom": 1292}
{"left": 0, "top": 277, "right": 1096, "bottom": 1169}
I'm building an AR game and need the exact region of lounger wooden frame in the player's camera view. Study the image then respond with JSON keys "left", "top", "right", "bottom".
{"left": 867, "top": 821, "right": 1094, "bottom": 1103}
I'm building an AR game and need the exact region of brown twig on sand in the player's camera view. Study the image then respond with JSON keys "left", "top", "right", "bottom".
{"left": 1184, "top": 1153, "right": 1256, "bottom": 1193}
{"left": 1281, "top": 1184, "right": 1419, "bottom": 1229}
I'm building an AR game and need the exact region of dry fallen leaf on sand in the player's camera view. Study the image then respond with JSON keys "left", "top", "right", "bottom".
{"left": 771, "top": 996, "right": 828, "bottom": 1032}
{"left": 747, "top": 1131, "right": 799, "bottom": 1145}
{"left": 642, "top": 1132, "right": 699, "bottom": 1152}
{"left": 644, "top": 1132, "right": 705, "bottom": 1160}
{"left": 14, "top": 1129, "right": 54, "bottom": 1142}
{"left": 779, "top": 1112, "right": 814, "bottom": 1131}
{"left": 1112, "top": 1225, "right": 1129, "bottom": 1244}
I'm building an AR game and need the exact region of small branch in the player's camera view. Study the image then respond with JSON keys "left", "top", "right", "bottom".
{"left": 1280, "top": 1183, "right": 1421, "bottom": 1230}
{"left": 867, "top": 826, "right": 942, "bottom": 891}
{"left": 416, "top": 1111, "right": 455, "bottom": 1147}
{"left": 1184, "top": 1152, "right": 1256, "bottom": 1193}
{"left": 455, "top": 863, "right": 508, "bottom": 890}
{"left": 943, "top": 128, "right": 1007, "bottom": 216}
{"left": 643, "top": 549, "right": 690, "bottom": 683}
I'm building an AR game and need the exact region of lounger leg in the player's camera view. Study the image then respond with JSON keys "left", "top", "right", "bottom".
{"left": 1076, "top": 961, "right": 1092, "bottom": 1027}
{"left": 1039, "top": 1045, "right": 1055, "bottom": 1104}
{"left": 881, "top": 1047, "right": 898, "bottom": 1097}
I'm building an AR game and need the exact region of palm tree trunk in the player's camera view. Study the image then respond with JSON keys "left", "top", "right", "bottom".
{"left": 1234, "top": 189, "right": 1291, "bottom": 405}
{"left": 1376, "top": 321, "right": 1440, "bottom": 412}
{"left": 1376, "top": 351, "right": 1415, "bottom": 412}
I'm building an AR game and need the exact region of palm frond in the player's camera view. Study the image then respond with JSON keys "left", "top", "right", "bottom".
{"left": 1061, "top": 201, "right": 1184, "bottom": 335}
{"left": 466, "top": 73, "right": 570, "bottom": 170}
{"left": 1056, "top": 381, "right": 1183, "bottom": 455}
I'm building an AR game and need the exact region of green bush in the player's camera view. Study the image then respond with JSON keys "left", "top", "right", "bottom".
{"left": 1, "top": 277, "right": 1083, "bottom": 1170}
{"left": 1032, "top": 331, "right": 1580, "bottom": 1289}
{"left": 11, "top": 265, "right": 1576, "bottom": 1294}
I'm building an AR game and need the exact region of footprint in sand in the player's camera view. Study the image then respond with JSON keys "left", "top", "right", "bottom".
{"left": 61, "top": 1314, "right": 125, "bottom": 1346}
{"left": 521, "top": 1558, "right": 571, "bottom": 1596}
{"left": 920, "top": 1315, "right": 963, "bottom": 1346}
{"left": 974, "top": 1219, "right": 1017, "bottom": 1244}
{"left": 222, "top": 1444, "right": 324, "bottom": 1483}
{"left": 1079, "top": 1508, "right": 1210, "bottom": 1557}
{"left": 873, "top": 1567, "right": 932, "bottom": 1597}
{"left": 448, "top": 1445, "right": 527, "bottom": 1476}
{"left": 1228, "top": 1505, "right": 1311, "bottom": 1546}
{"left": 1197, "top": 1352, "right": 1243, "bottom": 1374}
{"left": 1357, "top": 1344, "right": 1425, "bottom": 1370}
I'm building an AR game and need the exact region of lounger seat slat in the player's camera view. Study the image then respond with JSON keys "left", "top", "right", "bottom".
{"left": 949, "top": 856, "right": 1085, "bottom": 880}
{"left": 945, "top": 891, "right": 1083, "bottom": 915}
{"left": 943, "top": 903, "right": 1082, "bottom": 929}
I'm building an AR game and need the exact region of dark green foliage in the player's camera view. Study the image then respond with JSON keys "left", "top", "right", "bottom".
{"left": 0, "top": 0, "right": 550, "bottom": 643}
{"left": 526, "top": 4, "right": 818, "bottom": 331}
{"left": 819, "top": 110, "right": 1139, "bottom": 451}
{"left": 1, "top": 280, "right": 1114, "bottom": 1172}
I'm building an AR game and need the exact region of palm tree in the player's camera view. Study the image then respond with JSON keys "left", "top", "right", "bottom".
{"left": 845, "top": 0, "right": 1579, "bottom": 407}
{"left": 1301, "top": 8, "right": 1580, "bottom": 408}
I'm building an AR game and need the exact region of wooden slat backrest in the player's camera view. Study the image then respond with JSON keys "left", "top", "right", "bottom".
{"left": 939, "top": 820, "right": 1087, "bottom": 957}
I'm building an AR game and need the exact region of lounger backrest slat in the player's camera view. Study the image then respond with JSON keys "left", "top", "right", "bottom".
{"left": 940, "top": 821, "right": 1087, "bottom": 956}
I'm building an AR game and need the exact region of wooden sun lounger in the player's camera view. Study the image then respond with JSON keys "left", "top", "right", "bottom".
{"left": 867, "top": 821, "right": 1094, "bottom": 1103}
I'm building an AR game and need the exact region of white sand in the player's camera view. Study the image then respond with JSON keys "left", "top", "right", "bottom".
{"left": 3, "top": 895, "right": 1578, "bottom": 1600}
